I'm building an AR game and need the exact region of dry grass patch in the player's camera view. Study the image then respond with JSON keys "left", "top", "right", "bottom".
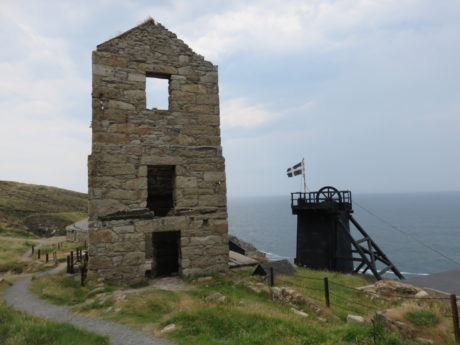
{"left": 385, "top": 302, "right": 454, "bottom": 344}
{"left": 0, "top": 238, "right": 34, "bottom": 273}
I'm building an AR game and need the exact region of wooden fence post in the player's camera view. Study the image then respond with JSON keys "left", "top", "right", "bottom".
{"left": 81, "top": 261, "right": 87, "bottom": 287}
{"left": 269, "top": 267, "right": 275, "bottom": 287}
{"left": 45, "top": 253, "right": 49, "bottom": 263}
{"left": 37, "top": 249, "right": 41, "bottom": 260}
{"left": 66, "top": 255, "right": 70, "bottom": 273}
{"left": 70, "top": 254, "right": 74, "bottom": 274}
{"left": 31, "top": 245, "right": 34, "bottom": 255}
{"left": 451, "top": 294, "right": 460, "bottom": 344}
{"left": 324, "top": 277, "right": 330, "bottom": 308}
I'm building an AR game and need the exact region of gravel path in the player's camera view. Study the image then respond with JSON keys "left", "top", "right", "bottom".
{"left": 3, "top": 266, "right": 175, "bottom": 345}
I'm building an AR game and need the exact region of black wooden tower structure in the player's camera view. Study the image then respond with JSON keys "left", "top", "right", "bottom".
{"left": 291, "top": 186, "right": 404, "bottom": 280}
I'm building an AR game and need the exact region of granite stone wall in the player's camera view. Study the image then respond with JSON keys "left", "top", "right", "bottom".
{"left": 88, "top": 18, "right": 228, "bottom": 284}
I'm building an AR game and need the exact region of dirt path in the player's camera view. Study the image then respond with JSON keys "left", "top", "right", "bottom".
{"left": 2, "top": 259, "right": 175, "bottom": 345}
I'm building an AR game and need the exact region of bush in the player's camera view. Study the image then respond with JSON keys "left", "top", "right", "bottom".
{"left": 404, "top": 310, "right": 438, "bottom": 327}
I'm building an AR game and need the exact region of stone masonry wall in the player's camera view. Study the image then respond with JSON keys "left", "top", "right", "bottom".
{"left": 88, "top": 19, "right": 228, "bottom": 284}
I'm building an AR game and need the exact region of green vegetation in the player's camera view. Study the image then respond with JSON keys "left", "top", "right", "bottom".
{"left": 0, "top": 300, "right": 109, "bottom": 345}
{"left": 0, "top": 238, "right": 34, "bottom": 273}
{"left": 30, "top": 267, "right": 450, "bottom": 345}
{"left": 0, "top": 226, "right": 37, "bottom": 239}
{"left": 404, "top": 310, "right": 439, "bottom": 327}
{"left": 30, "top": 274, "right": 119, "bottom": 306}
{"left": 39, "top": 242, "right": 84, "bottom": 255}
{"left": 0, "top": 180, "right": 87, "bottom": 236}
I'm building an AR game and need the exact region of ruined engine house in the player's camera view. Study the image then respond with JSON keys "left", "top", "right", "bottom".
{"left": 88, "top": 19, "right": 228, "bottom": 283}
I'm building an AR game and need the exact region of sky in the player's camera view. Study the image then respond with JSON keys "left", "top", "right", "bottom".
{"left": 0, "top": 0, "right": 459, "bottom": 197}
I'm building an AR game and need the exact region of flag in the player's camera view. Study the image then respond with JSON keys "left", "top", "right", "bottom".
{"left": 287, "top": 161, "right": 303, "bottom": 177}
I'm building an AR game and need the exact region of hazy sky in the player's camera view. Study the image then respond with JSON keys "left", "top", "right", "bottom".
{"left": 1, "top": 0, "right": 459, "bottom": 196}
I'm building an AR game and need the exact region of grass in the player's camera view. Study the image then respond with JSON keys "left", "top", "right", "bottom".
{"left": 30, "top": 274, "right": 119, "bottom": 306}
{"left": 168, "top": 308, "right": 418, "bottom": 345}
{"left": 0, "top": 300, "right": 109, "bottom": 345}
{"left": 276, "top": 266, "right": 400, "bottom": 321}
{"left": 0, "top": 180, "right": 88, "bottom": 236}
{"left": 0, "top": 238, "right": 34, "bottom": 273}
{"left": 39, "top": 241, "right": 84, "bottom": 255}
{"left": 404, "top": 310, "right": 439, "bottom": 327}
{"left": 0, "top": 226, "right": 37, "bottom": 239}
{"left": 29, "top": 266, "right": 443, "bottom": 345}
{"left": 0, "top": 275, "right": 108, "bottom": 345}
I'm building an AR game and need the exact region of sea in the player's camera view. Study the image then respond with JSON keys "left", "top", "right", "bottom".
{"left": 228, "top": 192, "right": 460, "bottom": 279}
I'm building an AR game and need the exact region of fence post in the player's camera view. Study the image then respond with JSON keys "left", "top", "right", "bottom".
{"left": 45, "top": 253, "right": 49, "bottom": 263}
{"left": 451, "top": 294, "right": 460, "bottom": 344}
{"left": 31, "top": 245, "right": 34, "bottom": 255}
{"left": 37, "top": 249, "right": 41, "bottom": 260}
{"left": 269, "top": 267, "right": 275, "bottom": 287}
{"left": 324, "top": 277, "right": 330, "bottom": 308}
{"left": 70, "top": 254, "right": 74, "bottom": 274}
{"left": 66, "top": 255, "right": 70, "bottom": 273}
{"left": 81, "top": 260, "right": 87, "bottom": 287}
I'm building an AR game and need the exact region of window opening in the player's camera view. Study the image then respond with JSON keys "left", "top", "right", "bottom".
{"left": 146, "top": 73, "right": 169, "bottom": 110}
{"left": 147, "top": 165, "right": 175, "bottom": 217}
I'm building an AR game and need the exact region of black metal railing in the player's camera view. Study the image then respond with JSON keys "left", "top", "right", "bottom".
{"left": 291, "top": 190, "right": 352, "bottom": 208}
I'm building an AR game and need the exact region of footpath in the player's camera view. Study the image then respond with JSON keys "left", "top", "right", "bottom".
{"left": 3, "top": 264, "right": 174, "bottom": 345}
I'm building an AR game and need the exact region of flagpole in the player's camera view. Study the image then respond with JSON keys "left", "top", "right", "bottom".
{"left": 302, "top": 158, "right": 307, "bottom": 193}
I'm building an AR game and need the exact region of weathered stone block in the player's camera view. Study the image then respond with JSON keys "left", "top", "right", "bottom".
{"left": 93, "top": 64, "right": 115, "bottom": 77}
{"left": 89, "top": 256, "right": 113, "bottom": 269}
{"left": 123, "top": 252, "right": 145, "bottom": 265}
{"left": 176, "top": 176, "right": 197, "bottom": 188}
{"left": 89, "top": 230, "right": 115, "bottom": 243}
{"left": 107, "top": 100, "right": 135, "bottom": 110}
{"left": 112, "top": 225, "right": 135, "bottom": 233}
{"left": 181, "top": 84, "right": 207, "bottom": 93}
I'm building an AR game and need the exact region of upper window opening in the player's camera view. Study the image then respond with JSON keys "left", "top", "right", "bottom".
{"left": 147, "top": 165, "right": 175, "bottom": 217}
{"left": 146, "top": 73, "right": 170, "bottom": 110}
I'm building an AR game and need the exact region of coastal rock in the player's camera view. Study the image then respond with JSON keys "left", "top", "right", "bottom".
{"left": 270, "top": 286, "right": 325, "bottom": 315}
{"left": 347, "top": 315, "right": 365, "bottom": 324}
{"left": 415, "top": 337, "right": 433, "bottom": 344}
{"left": 205, "top": 292, "right": 226, "bottom": 303}
{"left": 228, "top": 235, "right": 266, "bottom": 258}
{"left": 161, "top": 324, "right": 176, "bottom": 333}
{"left": 415, "top": 290, "right": 429, "bottom": 298}
{"left": 357, "top": 280, "right": 420, "bottom": 297}
{"left": 290, "top": 308, "right": 309, "bottom": 317}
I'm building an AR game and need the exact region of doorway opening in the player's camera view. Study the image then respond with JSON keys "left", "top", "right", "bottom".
{"left": 152, "top": 231, "right": 180, "bottom": 277}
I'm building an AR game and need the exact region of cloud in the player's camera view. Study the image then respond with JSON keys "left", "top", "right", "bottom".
{"left": 0, "top": 4, "right": 90, "bottom": 192}
{"left": 148, "top": 0, "right": 454, "bottom": 60}
{"left": 221, "top": 98, "right": 278, "bottom": 128}
{"left": 221, "top": 96, "right": 315, "bottom": 129}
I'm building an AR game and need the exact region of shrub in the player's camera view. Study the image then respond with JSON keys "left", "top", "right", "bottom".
{"left": 404, "top": 310, "right": 438, "bottom": 327}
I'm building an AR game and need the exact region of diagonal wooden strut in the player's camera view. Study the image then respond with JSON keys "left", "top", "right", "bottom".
{"left": 337, "top": 216, "right": 404, "bottom": 280}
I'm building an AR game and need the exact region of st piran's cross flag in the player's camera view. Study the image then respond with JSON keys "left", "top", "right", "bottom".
{"left": 287, "top": 161, "right": 303, "bottom": 177}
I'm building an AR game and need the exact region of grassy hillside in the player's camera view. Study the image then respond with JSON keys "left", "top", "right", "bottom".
{"left": 29, "top": 266, "right": 455, "bottom": 345}
{"left": 0, "top": 180, "right": 87, "bottom": 237}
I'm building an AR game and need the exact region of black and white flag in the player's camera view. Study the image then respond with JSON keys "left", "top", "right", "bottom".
{"left": 287, "top": 161, "right": 303, "bottom": 177}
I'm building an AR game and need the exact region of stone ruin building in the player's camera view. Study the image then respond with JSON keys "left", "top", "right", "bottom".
{"left": 88, "top": 18, "right": 228, "bottom": 284}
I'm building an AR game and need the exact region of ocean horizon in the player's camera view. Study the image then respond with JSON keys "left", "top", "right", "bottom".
{"left": 228, "top": 191, "right": 460, "bottom": 279}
